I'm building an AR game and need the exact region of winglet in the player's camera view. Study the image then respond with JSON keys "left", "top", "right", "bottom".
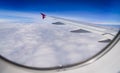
{"left": 41, "top": 13, "right": 46, "bottom": 19}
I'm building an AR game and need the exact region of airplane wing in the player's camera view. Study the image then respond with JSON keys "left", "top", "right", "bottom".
{"left": 40, "top": 13, "right": 117, "bottom": 42}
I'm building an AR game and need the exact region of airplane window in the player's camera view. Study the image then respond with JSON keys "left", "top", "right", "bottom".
{"left": 0, "top": 0, "right": 120, "bottom": 71}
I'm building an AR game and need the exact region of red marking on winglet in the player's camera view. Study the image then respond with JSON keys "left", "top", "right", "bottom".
{"left": 41, "top": 13, "right": 46, "bottom": 19}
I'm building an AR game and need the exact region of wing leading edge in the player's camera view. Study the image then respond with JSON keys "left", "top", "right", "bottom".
{"left": 41, "top": 13, "right": 116, "bottom": 42}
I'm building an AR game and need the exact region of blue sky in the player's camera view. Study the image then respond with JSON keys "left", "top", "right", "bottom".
{"left": 0, "top": 0, "right": 119, "bottom": 12}
{"left": 0, "top": 0, "right": 120, "bottom": 24}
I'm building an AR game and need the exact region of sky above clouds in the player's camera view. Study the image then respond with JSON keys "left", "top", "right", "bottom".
{"left": 0, "top": 0, "right": 120, "bottom": 24}
{"left": 0, "top": 0, "right": 119, "bottom": 13}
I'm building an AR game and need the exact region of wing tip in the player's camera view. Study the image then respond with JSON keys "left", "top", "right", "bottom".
{"left": 40, "top": 13, "right": 46, "bottom": 19}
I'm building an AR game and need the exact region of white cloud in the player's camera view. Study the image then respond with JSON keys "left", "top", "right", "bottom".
{"left": 0, "top": 14, "right": 118, "bottom": 68}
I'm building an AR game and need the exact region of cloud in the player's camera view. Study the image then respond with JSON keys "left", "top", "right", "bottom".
{"left": 0, "top": 13, "right": 118, "bottom": 68}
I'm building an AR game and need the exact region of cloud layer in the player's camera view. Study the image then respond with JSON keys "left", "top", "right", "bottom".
{"left": 0, "top": 16, "right": 117, "bottom": 68}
